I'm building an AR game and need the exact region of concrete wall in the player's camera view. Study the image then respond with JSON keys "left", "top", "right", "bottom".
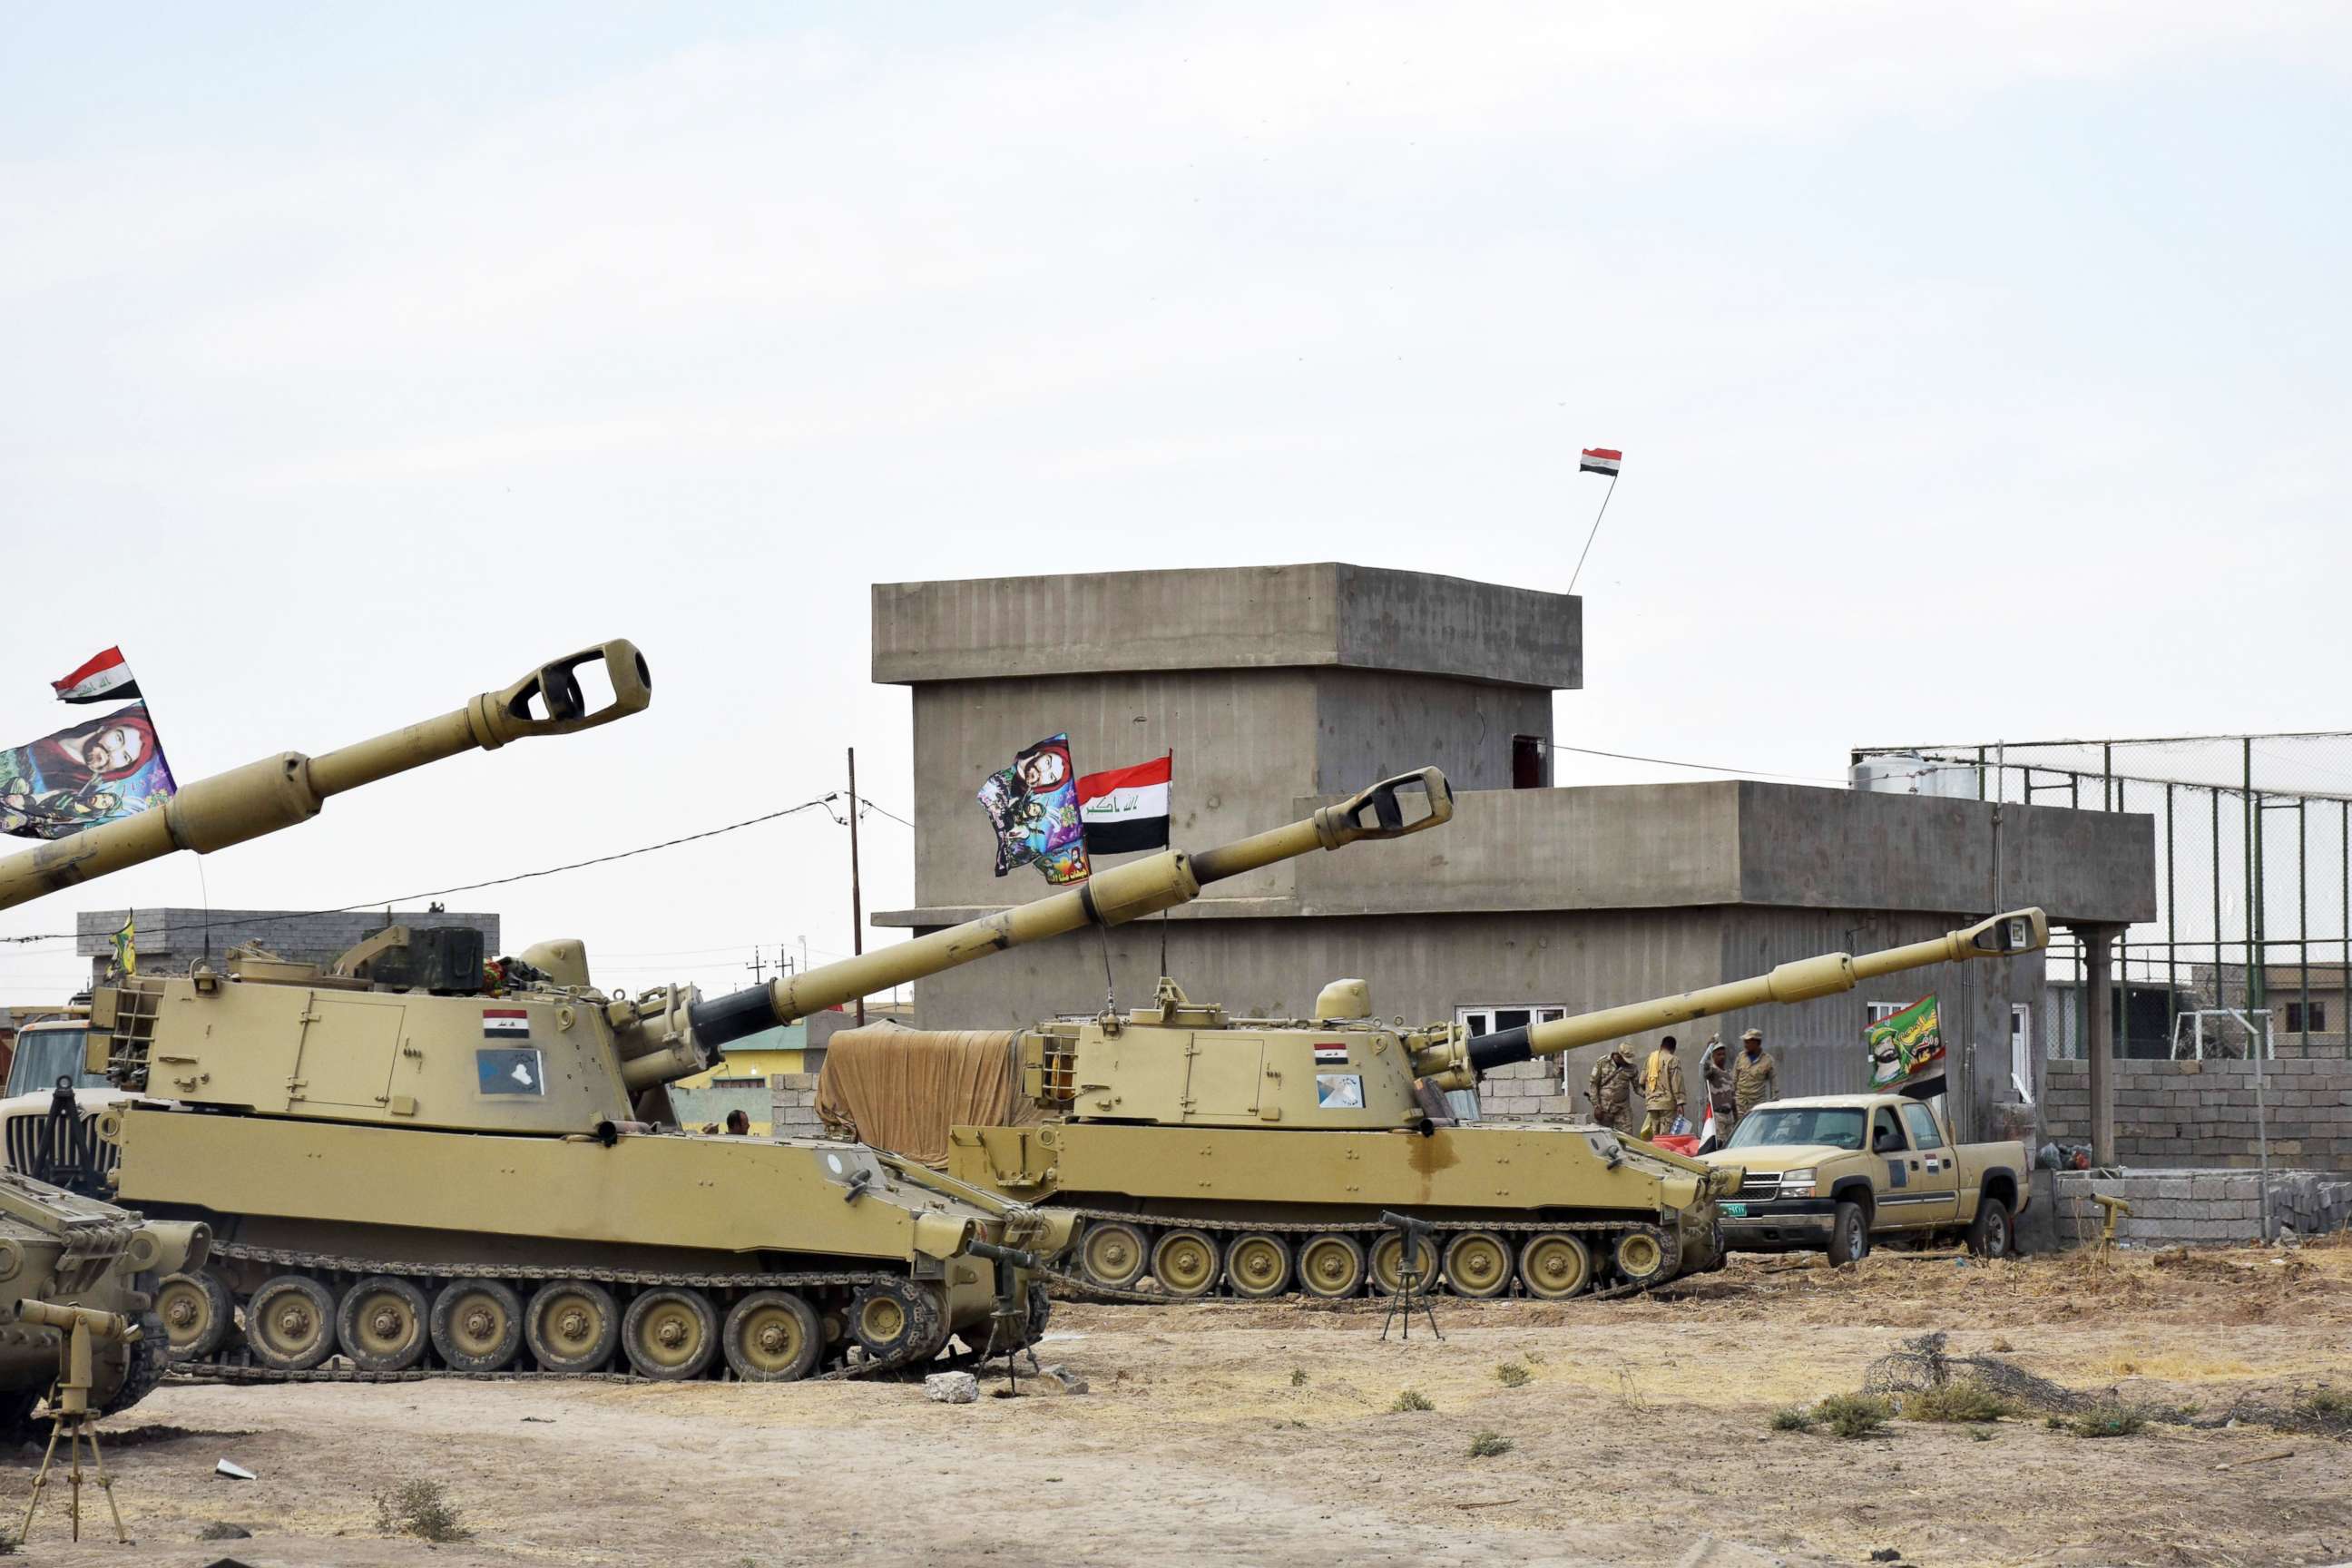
{"left": 874, "top": 564, "right": 1580, "bottom": 690}
{"left": 2050, "top": 1169, "right": 2352, "bottom": 1245}
{"left": 2042, "top": 1058, "right": 2352, "bottom": 1171}
{"left": 76, "top": 906, "right": 500, "bottom": 975}
{"left": 1292, "top": 783, "right": 2156, "bottom": 926}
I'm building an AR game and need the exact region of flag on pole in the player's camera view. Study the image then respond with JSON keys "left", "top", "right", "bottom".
{"left": 52, "top": 647, "right": 142, "bottom": 705}
{"left": 1077, "top": 754, "right": 1172, "bottom": 855}
{"left": 1578, "top": 447, "right": 1622, "bottom": 476}
{"left": 976, "top": 733, "right": 1091, "bottom": 885}
{"left": 113, "top": 913, "right": 136, "bottom": 975}
{"left": 1, "top": 702, "right": 179, "bottom": 842}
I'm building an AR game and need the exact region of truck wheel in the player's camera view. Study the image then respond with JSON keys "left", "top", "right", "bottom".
{"left": 1827, "top": 1200, "right": 1871, "bottom": 1267}
{"left": 1968, "top": 1200, "right": 2014, "bottom": 1259}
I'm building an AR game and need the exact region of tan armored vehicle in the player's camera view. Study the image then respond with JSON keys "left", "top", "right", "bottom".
{"left": 9, "top": 661, "right": 1451, "bottom": 1380}
{"left": 0, "top": 1168, "right": 209, "bottom": 1438}
{"left": 822, "top": 908, "right": 2049, "bottom": 1299}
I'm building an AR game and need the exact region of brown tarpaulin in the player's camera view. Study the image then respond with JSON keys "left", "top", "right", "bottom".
{"left": 816, "top": 1023, "right": 1042, "bottom": 1169}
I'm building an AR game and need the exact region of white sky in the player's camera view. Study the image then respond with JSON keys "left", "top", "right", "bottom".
{"left": 4, "top": 3, "right": 2347, "bottom": 1002}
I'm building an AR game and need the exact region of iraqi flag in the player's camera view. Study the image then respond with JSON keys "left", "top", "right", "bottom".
{"left": 1579, "top": 447, "right": 1622, "bottom": 477}
{"left": 1077, "top": 754, "right": 1172, "bottom": 855}
{"left": 52, "top": 647, "right": 141, "bottom": 704}
{"left": 482, "top": 1007, "right": 530, "bottom": 1039}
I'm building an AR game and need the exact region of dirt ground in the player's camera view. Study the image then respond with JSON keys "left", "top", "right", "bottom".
{"left": 9, "top": 1243, "right": 2350, "bottom": 1568}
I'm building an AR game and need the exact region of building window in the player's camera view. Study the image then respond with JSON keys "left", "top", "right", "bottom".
{"left": 1455, "top": 1005, "right": 1567, "bottom": 1083}
{"left": 1866, "top": 1001, "right": 1905, "bottom": 1024}
{"left": 2285, "top": 1002, "right": 2328, "bottom": 1034}
{"left": 1512, "top": 735, "right": 1550, "bottom": 789}
{"left": 2010, "top": 1003, "right": 2034, "bottom": 1104}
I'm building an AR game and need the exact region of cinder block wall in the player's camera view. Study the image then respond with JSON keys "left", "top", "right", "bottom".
{"left": 2042, "top": 1059, "right": 2352, "bottom": 1171}
{"left": 769, "top": 1073, "right": 823, "bottom": 1132}
{"left": 2051, "top": 1170, "right": 2352, "bottom": 1245}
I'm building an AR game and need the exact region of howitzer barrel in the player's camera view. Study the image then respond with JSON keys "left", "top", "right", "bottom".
{"left": 686, "top": 767, "right": 1453, "bottom": 1051}
{"left": 1422, "top": 907, "right": 2049, "bottom": 1087}
{"left": 0, "top": 642, "right": 652, "bottom": 912}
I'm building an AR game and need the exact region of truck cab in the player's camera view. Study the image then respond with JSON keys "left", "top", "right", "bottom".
{"left": 1696, "top": 1093, "right": 2028, "bottom": 1263}
{"left": 0, "top": 1014, "right": 129, "bottom": 1194}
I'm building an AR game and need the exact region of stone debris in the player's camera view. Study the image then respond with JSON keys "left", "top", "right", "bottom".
{"left": 198, "top": 1522, "right": 254, "bottom": 1540}
{"left": 924, "top": 1371, "right": 979, "bottom": 1404}
{"left": 1034, "top": 1364, "right": 1089, "bottom": 1396}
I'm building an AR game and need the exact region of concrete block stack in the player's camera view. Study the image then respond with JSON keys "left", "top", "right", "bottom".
{"left": 2050, "top": 1168, "right": 2352, "bottom": 1245}
{"left": 769, "top": 1073, "right": 824, "bottom": 1132}
{"left": 2042, "top": 1058, "right": 2352, "bottom": 1172}
{"left": 1475, "top": 1057, "right": 1568, "bottom": 1122}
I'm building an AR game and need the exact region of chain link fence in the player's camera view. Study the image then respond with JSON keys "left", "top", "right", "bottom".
{"left": 1853, "top": 734, "right": 2352, "bottom": 1063}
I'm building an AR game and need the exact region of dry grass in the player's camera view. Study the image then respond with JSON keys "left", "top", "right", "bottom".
{"left": 1390, "top": 1388, "right": 1434, "bottom": 1413}
{"left": 1904, "top": 1377, "right": 2014, "bottom": 1424}
{"left": 1495, "top": 1361, "right": 1532, "bottom": 1388}
{"left": 1813, "top": 1394, "right": 1892, "bottom": 1439}
{"left": 1468, "top": 1429, "right": 1514, "bottom": 1458}
{"left": 376, "top": 1478, "right": 470, "bottom": 1543}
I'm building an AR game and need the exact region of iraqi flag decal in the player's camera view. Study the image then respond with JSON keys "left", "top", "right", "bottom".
{"left": 1077, "top": 754, "right": 1172, "bottom": 855}
{"left": 482, "top": 1008, "right": 530, "bottom": 1039}
{"left": 1312, "top": 1043, "right": 1350, "bottom": 1063}
{"left": 1578, "top": 446, "right": 1622, "bottom": 476}
{"left": 52, "top": 647, "right": 142, "bottom": 704}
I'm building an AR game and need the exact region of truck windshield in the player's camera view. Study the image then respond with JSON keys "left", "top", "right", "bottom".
{"left": 5, "top": 1027, "right": 109, "bottom": 1098}
{"left": 1724, "top": 1106, "right": 1866, "bottom": 1152}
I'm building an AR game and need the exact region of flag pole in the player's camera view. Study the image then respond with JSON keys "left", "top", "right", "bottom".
{"left": 1567, "top": 471, "right": 1618, "bottom": 595}
{"left": 847, "top": 747, "right": 865, "bottom": 1028}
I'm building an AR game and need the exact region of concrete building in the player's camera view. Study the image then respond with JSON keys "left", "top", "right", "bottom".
{"left": 75, "top": 906, "right": 501, "bottom": 985}
{"left": 871, "top": 564, "right": 2156, "bottom": 1142}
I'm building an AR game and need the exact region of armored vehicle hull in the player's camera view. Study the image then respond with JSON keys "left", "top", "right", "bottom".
{"left": 0, "top": 1167, "right": 209, "bottom": 1437}
{"left": 949, "top": 1118, "right": 1722, "bottom": 1300}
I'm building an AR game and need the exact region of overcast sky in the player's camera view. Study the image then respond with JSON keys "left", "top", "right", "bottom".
{"left": 3, "top": 4, "right": 2347, "bottom": 1003}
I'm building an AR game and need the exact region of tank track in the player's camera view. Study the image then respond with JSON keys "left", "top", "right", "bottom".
{"left": 169, "top": 1240, "right": 976, "bottom": 1386}
{"left": 99, "top": 1308, "right": 171, "bottom": 1415}
{"left": 1049, "top": 1209, "right": 1682, "bottom": 1303}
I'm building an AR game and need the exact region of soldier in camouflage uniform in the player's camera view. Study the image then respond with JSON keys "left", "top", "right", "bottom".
{"left": 1699, "top": 1038, "right": 1739, "bottom": 1140}
{"left": 1730, "top": 1027, "right": 1779, "bottom": 1132}
{"left": 1584, "top": 1041, "right": 1640, "bottom": 1133}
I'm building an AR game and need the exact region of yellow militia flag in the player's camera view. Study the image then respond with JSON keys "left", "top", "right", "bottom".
{"left": 112, "top": 914, "right": 135, "bottom": 975}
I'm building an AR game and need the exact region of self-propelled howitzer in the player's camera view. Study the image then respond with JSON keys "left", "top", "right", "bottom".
{"left": 85, "top": 769, "right": 1451, "bottom": 1382}
{"left": 825, "top": 908, "right": 2050, "bottom": 1300}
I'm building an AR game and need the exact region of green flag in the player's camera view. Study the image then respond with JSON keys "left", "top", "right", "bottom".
{"left": 112, "top": 912, "right": 136, "bottom": 976}
{"left": 1864, "top": 994, "right": 1942, "bottom": 1087}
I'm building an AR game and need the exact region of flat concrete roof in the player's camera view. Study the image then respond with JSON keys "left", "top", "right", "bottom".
{"left": 878, "top": 781, "right": 2157, "bottom": 929}
{"left": 872, "top": 564, "right": 1580, "bottom": 691}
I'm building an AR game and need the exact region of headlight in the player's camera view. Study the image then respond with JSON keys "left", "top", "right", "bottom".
{"left": 1780, "top": 1168, "right": 1817, "bottom": 1198}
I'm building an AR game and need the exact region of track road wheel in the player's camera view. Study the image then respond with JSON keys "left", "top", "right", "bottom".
{"left": 1443, "top": 1230, "right": 1513, "bottom": 1298}
{"left": 157, "top": 1269, "right": 234, "bottom": 1361}
{"left": 723, "top": 1290, "right": 823, "bottom": 1383}
{"left": 1369, "top": 1230, "right": 1439, "bottom": 1296}
{"left": 247, "top": 1274, "right": 338, "bottom": 1371}
{"left": 1078, "top": 1220, "right": 1150, "bottom": 1290}
{"left": 432, "top": 1278, "right": 524, "bottom": 1372}
{"left": 1518, "top": 1233, "right": 1593, "bottom": 1299}
{"left": 526, "top": 1279, "right": 622, "bottom": 1375}
{"left": 1968, "top": 1199, "right": 2014, "bottom": 1259}
{"left": 339, "top": 1276, "right": 431, "bottom": 1372}
{"left": 1827, "top": 1200, "right": 1871, "bottom": 1267}
{"left": 848, "top": 1279, "right": 948, "bottom": 1366}
{"left": 1225, "top": 1233, "right": 1293, "bottom": 1299}
{"left": 1296, "top": 1234, "right": 1367, "bottom": 1298}
{"left": 1612, "top": 1229, "right": 1671, "bottom": 1289}
{"left": 1151, "top": 1230, "right": 1220, "bottom": 1298}
{"left": 622, "top": 1288, "right": 720, "bottom": 1380}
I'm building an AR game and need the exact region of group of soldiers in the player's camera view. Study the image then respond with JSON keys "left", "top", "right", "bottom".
{"left": 1583, "top": 1027, "right": 1778, "bottom": 1144}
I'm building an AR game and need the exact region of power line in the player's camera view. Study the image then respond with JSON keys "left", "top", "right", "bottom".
{"left": 1545, "top": 740, "right": 1849, "bottom": 787}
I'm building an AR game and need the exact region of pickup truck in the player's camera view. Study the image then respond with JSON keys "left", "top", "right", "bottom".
{"left": 1695, "top": 1093, "right": 2029, "bottom": 1264}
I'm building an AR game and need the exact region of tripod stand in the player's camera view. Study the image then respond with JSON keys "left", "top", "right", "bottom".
{"left": 15, "top": 1298, "right": 135, "bottom": 1545}
{"left": 1376, "top": 1212, "right": 1444, "bottom": 1343}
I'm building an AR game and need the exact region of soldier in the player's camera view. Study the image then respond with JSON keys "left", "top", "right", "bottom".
{"left": 1640, "top": 1034, "right": 1685, "bottom": 1141}
{"left": 1584, "top": 1041, "right": 1639, "bottom": 1133}
{"left": 1732, "top": 1027, "right": 1779, "bottom": 1129}
{"left": 1699, "top": 1037, "right": 1738, "bottom": 1140}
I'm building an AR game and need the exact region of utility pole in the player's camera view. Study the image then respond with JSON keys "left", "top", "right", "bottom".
{"left": 744, "top": 947, "right": 767, "bottom": 985}
{"left": 848, "top": 747, "right": 867, "bottom": 1026}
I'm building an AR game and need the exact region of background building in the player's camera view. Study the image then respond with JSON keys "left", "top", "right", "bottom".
{"left": 75, "top": 906, "right": 500, "bottom": 986}
{"left": 872, "top": 564, "right": 2155, "bottom": 1141}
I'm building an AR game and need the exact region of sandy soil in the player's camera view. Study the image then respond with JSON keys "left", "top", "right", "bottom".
{"left": 9, "top": 1243, "right": 2350, "bottom": 1568}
